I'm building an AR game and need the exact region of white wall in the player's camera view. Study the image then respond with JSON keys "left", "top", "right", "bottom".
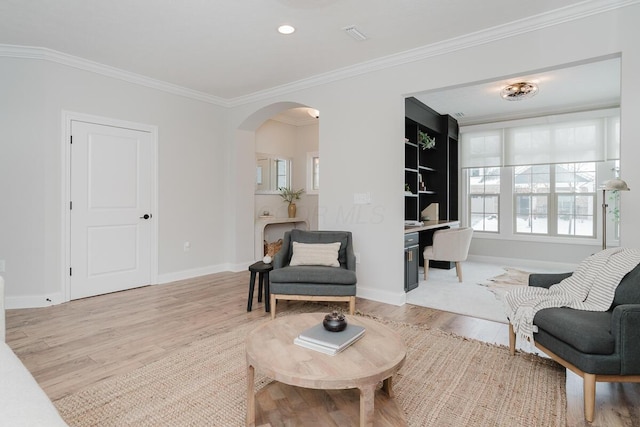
{"left": 230, "top": 4, "right": 640, "bottom": 305}
{"left": 2, "top": 4, "right": 639, "bottom": 308}
{"left": 0, "top": 58, "right": 228, "bottom": 306}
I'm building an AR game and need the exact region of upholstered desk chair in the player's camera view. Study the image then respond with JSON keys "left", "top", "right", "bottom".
{"left": 423, "top": 227, "right": 473, "bottom": 282}
{"left": 269, "top": 230, "right": 357, "bottom": 319}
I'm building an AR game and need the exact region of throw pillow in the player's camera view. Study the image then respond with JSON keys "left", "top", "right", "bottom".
{"left": 289, "top": 242, "right": 341, "bottom": 267}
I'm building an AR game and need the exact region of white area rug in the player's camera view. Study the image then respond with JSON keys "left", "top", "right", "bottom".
{"left": 406, "top": 261, "right": 567, "bottom": 324}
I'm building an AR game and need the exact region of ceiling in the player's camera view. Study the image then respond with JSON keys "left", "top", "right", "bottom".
{"left": 413, "top": 56, "right": 621, "bottom": 126}
{"left": 0, "top": 0, "right": 623, "bottom": 124}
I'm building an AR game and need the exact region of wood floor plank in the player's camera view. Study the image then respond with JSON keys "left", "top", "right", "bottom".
{"left": 5, "top": 270, "right": 640, "bottom": 426}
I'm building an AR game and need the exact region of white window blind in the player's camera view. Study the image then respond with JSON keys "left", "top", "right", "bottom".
{"left": 460, "top": 130, "right": 502, "bottom": 168}
{"left": 460, "top": 112, "right": 619, "bottom": 168}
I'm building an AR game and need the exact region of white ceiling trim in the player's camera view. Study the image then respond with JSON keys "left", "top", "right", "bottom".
{"left": 1, "top": 0, "right": 637, "bottom": 108}
{"left": 0, "top": 44, "right": 228, "bottom": 106}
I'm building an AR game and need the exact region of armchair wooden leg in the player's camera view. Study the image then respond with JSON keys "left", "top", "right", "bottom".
{"left": 349, "top": 296, "right": 355, "bottom": 315}
{"left": 270, "top": 294, "right": 276, "bottom": 320}
{"left": 455, "top": 261, "right": 463, "bottom": 282}
{"left": 583, "top": 373, "right": 596, "bottom": 422}
{"left": 508, "top": 323, "right": 516, "bottom": 356}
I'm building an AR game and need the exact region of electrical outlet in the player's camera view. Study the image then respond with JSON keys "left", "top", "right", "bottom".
{"left": 183, "top": 242, "right": 191, "bottom": 252}
{"left": 0, "top": 259, "right": 5, "bottom": 272}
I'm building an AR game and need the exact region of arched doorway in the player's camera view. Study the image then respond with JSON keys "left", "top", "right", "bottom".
{"left": 235, "top": 102, "right": 320, "bottom": 262}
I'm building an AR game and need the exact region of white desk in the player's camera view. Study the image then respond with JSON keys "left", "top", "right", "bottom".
{"left": 404, "top": 220, "right": 459, "bottom": 234}
{"left": 254, "top": 217, "right": 309, "bottom": 260}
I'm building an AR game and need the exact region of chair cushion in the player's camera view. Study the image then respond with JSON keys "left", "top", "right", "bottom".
{"left": 289, "top": 242, "right": 341, "bottom": 267}
{"left": 270, "top": 265, "right": 357, "bottom": 285}
{"left": 612, "top": 262, "right": 640, "bottom": 307}
{"left": 534, "top": 308, "right": 614, "bottom": 355}
{"left": 288, "top": 229, "right": 349, "bottom": 266}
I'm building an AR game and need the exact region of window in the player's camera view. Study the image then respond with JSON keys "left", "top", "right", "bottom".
{"left": 555, "top": 163, "right": 596, "bottom": 237}
{"left": 468, "top": 167, "right": 500, "bottom": 232}
{"left": 306, "top": 151, "right": 319, "bottom": 194}
{"left": 275, "top": 159, "right": 289, "bottom": 190}
{"left": 514, "top": 165, "right": 550, "bottom": 234}
{"left": 460, "top": 109, "right": 619, "bottom": 243}
{"left": 513, "top": 163, "right": 596, "bottom": 237}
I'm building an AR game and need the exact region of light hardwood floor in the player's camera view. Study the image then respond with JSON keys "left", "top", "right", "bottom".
{"left": 6, "top": 271, "right": 640, "bottom": 427}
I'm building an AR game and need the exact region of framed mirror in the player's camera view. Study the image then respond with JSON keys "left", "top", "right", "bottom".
{"left": 256, "top": 153, "right": 292, "bottom": 194}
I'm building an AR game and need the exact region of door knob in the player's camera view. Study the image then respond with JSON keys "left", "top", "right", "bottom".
{"left": 140, "top": 214, "right": 152, "bottom": 220}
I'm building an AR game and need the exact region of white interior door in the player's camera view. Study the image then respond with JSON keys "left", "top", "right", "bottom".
{"left": 70, "top": 120, "right": 153, "bottom": 299}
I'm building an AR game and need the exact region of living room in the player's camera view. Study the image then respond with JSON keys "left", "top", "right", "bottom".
{"left": 1, "top": 1, "right": 640, "bottom": 426}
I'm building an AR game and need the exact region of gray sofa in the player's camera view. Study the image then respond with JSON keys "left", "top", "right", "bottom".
{"left": 269, "top": 229, "right": 357, "bottom": 318}
{"left": 509, "top": 264, "right": 640, "bottom": 422}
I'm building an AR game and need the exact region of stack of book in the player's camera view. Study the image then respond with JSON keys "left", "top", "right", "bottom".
{"left": 294, "top": 323, "right": 366, "bottom": 356}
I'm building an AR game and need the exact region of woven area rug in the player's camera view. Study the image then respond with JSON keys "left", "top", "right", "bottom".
{"left": 54, "top": 313, "right": 566, "bottom": 427}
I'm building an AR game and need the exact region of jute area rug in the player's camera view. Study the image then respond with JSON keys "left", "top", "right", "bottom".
{"left": 54, "top": 311, "right": 566, "bottom": 427}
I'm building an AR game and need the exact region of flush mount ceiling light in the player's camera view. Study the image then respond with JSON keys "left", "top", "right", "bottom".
{"left": 278, "top": 24, "right": 296, "bottom": 35}
{"left": 500, "top": 82, "right": 539, "bottom": 101}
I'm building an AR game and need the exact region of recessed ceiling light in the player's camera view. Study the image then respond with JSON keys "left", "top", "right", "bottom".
{"left": 278, "top": 25, "right": 296, "bottom": 35}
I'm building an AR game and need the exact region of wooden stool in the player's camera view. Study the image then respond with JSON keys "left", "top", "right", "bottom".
{"left": 247, "top": 261, "right": 273, "bottom": 312}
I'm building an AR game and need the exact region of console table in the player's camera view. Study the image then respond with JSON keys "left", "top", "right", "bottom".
{"left": 254, "top": 217, "right": 309, "bottom": 260}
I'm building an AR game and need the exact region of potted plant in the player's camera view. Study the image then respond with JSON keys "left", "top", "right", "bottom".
{"left": 418, "top": 130, "right": 436, "bottom": 150}
{"left": 279, "top": 186, "right": 304, "bottom": 218}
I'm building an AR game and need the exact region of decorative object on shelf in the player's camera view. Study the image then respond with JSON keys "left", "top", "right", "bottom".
{"left": 500, "top": 81, "right": 539, "bottom": 101}
{"left": 422, "top": 203, "right": 439, "bottom": 222}
{"left": 404, "top": 183, "right": 412, "bottom": 195}
{"left": 600, "top": 178, "right": 630, "bottom": 249}
{"left": 418, "top": 130, "right": 436, "bottom": 150}
{"left": 264, "top": 238, "right": 284, "bottom": 257}
{"left": 323, "top": 311, "right": 347, "bottom": 332}
{"left": 279, "top": 186, "right": 304, "bottom": 218}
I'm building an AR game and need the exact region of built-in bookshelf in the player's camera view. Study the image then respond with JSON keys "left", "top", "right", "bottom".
{"left": 404, "top": 97, "right": 459, "bottom": 223}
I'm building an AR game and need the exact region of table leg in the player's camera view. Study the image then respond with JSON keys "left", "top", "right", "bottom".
{"left": 264, "top": 272, "right": 270, "bottom": 312}
{"left": 382, "top": 376, "right": 395, "bottom": 397}
{"left": 257, "top": 273, "right": 263, "bottom": 303}
{"left": 247, "top": 271, "right": 257, "bottom": 312}
{"left": 246, "top": 364, "right": 255, "bottom": 427}
{"left": 359, "top": 383, "right": 376, "bottom": 427}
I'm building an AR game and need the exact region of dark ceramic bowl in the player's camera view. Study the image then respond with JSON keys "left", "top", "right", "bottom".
{"left": 323, "top": 311, "right": 347, "bottom": 332}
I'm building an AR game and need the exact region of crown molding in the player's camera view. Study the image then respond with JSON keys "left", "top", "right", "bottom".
{"left": 0, "top": 44, "right": 228, "bottom": 107}
{"left": 1, "top": 0, "right": 637, "bottom": 108}
{"left": 228, "top": 0, "right": 639, "bottom": 106}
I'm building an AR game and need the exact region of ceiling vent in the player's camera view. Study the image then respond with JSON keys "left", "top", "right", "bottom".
{"left": 343, "top": 25, "right": 368, "bottom": 41}
{"left": 453, "top": 112, "right": 465, "bottom": 118}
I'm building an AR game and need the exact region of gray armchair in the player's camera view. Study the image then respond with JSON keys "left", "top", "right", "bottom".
{"left": 269, "top": 230, "right": 357, "bottom": 319}
{"left": 509, "top": 265, "right": 640, "bottom": 422}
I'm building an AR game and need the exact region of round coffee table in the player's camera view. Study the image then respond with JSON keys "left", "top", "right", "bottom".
{"left": 246, "top": 313, "right": 406, "bottom": 427}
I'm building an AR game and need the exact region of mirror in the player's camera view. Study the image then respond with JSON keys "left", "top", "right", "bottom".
{"left": 255, "top": 153, "right": 292, "bottom": 194}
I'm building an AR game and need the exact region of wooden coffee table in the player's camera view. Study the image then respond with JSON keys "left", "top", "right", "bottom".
{"left": 246, "top": 313, "right": 407, "bottom": 427}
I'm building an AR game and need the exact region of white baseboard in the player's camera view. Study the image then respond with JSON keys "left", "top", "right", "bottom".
{"left": 467, "top": 254, "right": 577, "bottom": 272}
{"left": 356, "top": 286, "right": 406, "bottom": 306}
{"left": 157, "top": 261, "right": 259, "bottom": 284}
{"left": 5, "top": 292, "right": 65, "bottom": 309}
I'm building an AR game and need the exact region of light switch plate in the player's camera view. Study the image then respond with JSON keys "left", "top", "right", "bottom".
{"left": 353, "top": 192, "right": 372, "bottom": 204}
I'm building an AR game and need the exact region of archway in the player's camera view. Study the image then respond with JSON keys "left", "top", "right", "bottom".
{"left": 234, "top": 102, "right": 320, "bottom": 264}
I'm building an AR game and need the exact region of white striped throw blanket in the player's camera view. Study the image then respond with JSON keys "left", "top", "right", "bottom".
{"left": 504, "top": 248, "right": 640, "bottom": 341}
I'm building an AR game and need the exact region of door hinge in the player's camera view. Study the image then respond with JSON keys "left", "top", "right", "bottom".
{"left": 70, "top": 135, "right": 73, "bottom": 144}
{"left": 69, "top": 267, "right": 72, "bottom": 276}
{"left": 70, "top": 201, "right": 72, "bottom": 210}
